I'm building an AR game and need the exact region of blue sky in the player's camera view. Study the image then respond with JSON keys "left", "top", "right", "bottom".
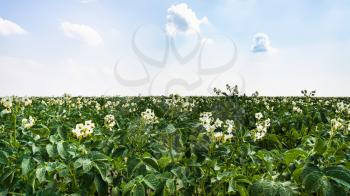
{"left": 0, "top": 0, "right": 349, "bottom": 96}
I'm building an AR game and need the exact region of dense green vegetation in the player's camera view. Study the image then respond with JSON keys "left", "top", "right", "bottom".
{"left": 0, "top": 87, "right": 350, "bottom": 195}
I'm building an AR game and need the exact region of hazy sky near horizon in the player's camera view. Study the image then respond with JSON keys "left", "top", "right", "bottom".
{"left": 0, "top": 0, "right": 349, "bottom": 96}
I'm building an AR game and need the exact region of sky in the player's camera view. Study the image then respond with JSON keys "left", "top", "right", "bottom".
{"left": 0, "top": 0, "right": 349, "bottom": 96}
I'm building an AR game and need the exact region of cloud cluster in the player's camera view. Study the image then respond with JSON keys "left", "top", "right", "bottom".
{"left": 0, "top": 17, "right": 26, "bottom": 36}
{"left": 166, "top": 3, "right": 208, "bottom": 36}
{"left": 61, "top": 22, "right": 103, "bottom": 46}
{"left": 251, "top": 33, "right": 272, "bottom": 53}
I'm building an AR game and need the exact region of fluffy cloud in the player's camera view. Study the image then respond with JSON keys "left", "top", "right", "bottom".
{"left": 0, "top": 17, "right": 26, "bottom": 36}
{"left": 251, "top": 33, "right": 272, "bottom": 53}
{"left": 166, "top": 3, "right": 208, "bottom": 36}
{"left": 61, "top": 22, "right": 103, "bottom": 46}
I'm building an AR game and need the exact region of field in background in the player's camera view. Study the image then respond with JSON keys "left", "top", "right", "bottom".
{"left": 1, "top": 89, "right": 350, "bottom": 195}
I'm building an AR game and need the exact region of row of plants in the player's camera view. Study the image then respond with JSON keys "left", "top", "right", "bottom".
{"left": 0, "top": 86, "right": 350, "bottom": 195}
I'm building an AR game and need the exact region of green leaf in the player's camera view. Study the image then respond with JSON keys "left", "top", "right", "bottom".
{"left": 21, "top": 157, "right": 33, "bottom": 176}
{"left": 320, "top": 179, "right": 335, "bottom": 196}
{"left": 228, "top": 179, "right": 235, "bottom": 193}
{"left": 94, "top": 175, "right": 108, "bottom": 196}
{"left": 236, "top": 185, "right": 248, "bottom": 196}
{"left": 303, "top": 171, "right": 324, "bottom": 193}
{"left": 217, "top": 171, "right": 232, "bottom": 181}
{"left": 301, "top": 165, "right": 324, "bottom": 193}
{"left": 94, "top": 162, "right": 112, "bottom": 183}
{"left": 132, "top": 182, "right": 145, "bottom": 196}
{"left": 0, "top": 169, "right": 14, "bottom": 183}
{"left": 143, "top": 157, "right": 159, "bottom": 171}
{"left": 292, "top": 167, "right": 303, "bottom": 182}
{"left": 0, "top": 151, "right": 8, "bottom": 165}
{"left": 46, "top": 144, "right": 56, "bottom": 158}
{"left": 0, "top": 188, "right": 8, "bottom": 196}
{"left": 123, "top": 179, "right": 136, "bottom": 193}
{"left": 143, "top": 174, "right": 161, "bottom": 191}
{"left": 30, "top": 124, "right": 50, "bottom": 137}
{"left": 234, "top": 175, "right": 251, "bottom": 184}
{"left": 36, "top": 167, "right": 46, "bottom": 183}
{"left": 49, "top": 135, "right": 59, "bottom": 144}
{"left": 157, "top": 156, "right": 171, "bottom": 169}
{"left": 284, "top": 148, "right": 307, "bottom": 164}
{"left": 249, "top": 180, "right": 295, "bottom": 196}
{"left": 165, "top": 179, "right": 175, "bottom": 194}
{"left": 127, "top": 157, "right": 146, "bottom": 176}
{"left": 329, "top": 182, "right": 347, "bottom": 196}
{"left": 74, "top": 158, "right": 93, "bottom": 173}
{"left": 111, "top": 187, "right": 120, "bottom": 196}
{"left": 57, "top": 141, "right": 69, "bottom": 159}
{"left": 314, "top": 137, "right": 327, "bottom": 154}
{"left": 324, "top": 166, "right": 350, "bottom": 189}
{"left": 302, "top": 165, "right": 350, "bottom": 194}
{"left": 165, "top": 124, "right": 176, "bottom": 134}
{"left": 249, "top": 180, "right": 275, "bottom": 196}
{"left": 127, "top": 157, "right": 141, "bottom": 173}
{"left": 89, "top": 151, "right": 109, "bottom": 162}
{"left": 58, "top": 126, "right": 67, "bottom": 140}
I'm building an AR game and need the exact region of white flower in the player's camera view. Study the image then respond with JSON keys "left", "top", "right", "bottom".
{"left": 1, "top": 108, "right": 11, "bottom": 114}
{"left": 199, "top": 112, "right": 216, "bottom": 132}
{"left": 225, "top": 120, "right": 234, "bottom": 127}
{"left": 199, "top": 112, "right": 213, "bottom": 126}
{"left": 95, "top": 102, "right": 101, "bottom": 111}
{"left": 255, "top": 130, "right": 266, "bottom": 141}
{"left": 214, "top": 118, "right": 223, "bottom": 128}
{"left": 214, "top": 132, "right": 223, "bottom": 140}
{"left": 104, "top": 114, "right": 116, "bottom": 129}
{"left": 204, "top": 124, "right": 216, "bottom": 133}
{"left": 225, "top": 120, "right": 235, "bottom": 133}
{"left": 22, "top": 97, "right": 32, "bottom": 106}
{"left": 141, "top": 109, "right": 159, "bottom": 124}
{"left": 256, "top": 124, "right": 267, "bottom": 136}
{"left": 254, "top": 115, "right": 270, "bottom": 141}
{"left": 104, "top": 101, "right": 113, "bottom": 108}
{"left": 292, "top": 106, "right": 302, "bottom": 113}
{"left": 255, "top": 112, "right": 263, "bottom": 120}
{"left": 331, "top": 118, "right": 342, "bottom": 130}
{"left": 330, "top": 118, "right": 343, "bottom": 137}
{"left": 72, "top": 120, "right": 95, "bottom": 139}
{"left": 1, "top": 97, "right": 13, "bottom": 109}
{"left": 224, "top": 134, "right": 233, "bottom": 141}
{"left": 22, "top": 116, "right": 35, "bottom": 129}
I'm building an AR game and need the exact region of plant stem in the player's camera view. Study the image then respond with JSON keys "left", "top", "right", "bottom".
{"left": 12, "top": 105, "right": 18, "bottom": 147}
{"left": 70, "top": 166, "right": 78, "bottom": 190}
{"left": 169, "top": 135, "right": 175, "bottom": 163}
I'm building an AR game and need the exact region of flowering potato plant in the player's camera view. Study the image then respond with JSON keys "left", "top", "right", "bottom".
{"left": 0, "top": 87, "right": 350, "bottom": 195}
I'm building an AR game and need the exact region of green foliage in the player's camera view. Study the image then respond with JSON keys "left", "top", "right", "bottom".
{"left": 301, "top": 165, "right": 350, "bottom": 195}
{"left": 250, "top": 179, "right": 297, "bottom": 196}
{"left": 0, "top": 94, "right": 350, "bottom": 195}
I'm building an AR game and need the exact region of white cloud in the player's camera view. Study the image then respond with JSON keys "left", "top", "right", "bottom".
{"left": 61, "top": 22, "right": 103, "bottom": 46}
{"left": 166, "top": 3, "right": 208, "bottom": 36}
{"left": 0, "top": 17, "right": 26, "bottom": 36}
{"left": 251, "top": 33, "right": 272, "bottom": 53}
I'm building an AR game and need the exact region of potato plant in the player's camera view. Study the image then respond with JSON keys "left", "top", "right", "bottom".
{"left": 0, "top": 87, "right": 350, "bottom": 195}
